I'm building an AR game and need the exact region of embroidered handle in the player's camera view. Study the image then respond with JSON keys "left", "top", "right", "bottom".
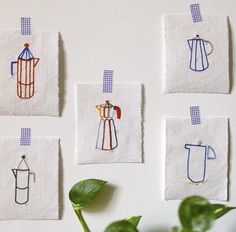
{"left": 114, "top": 106, "right": 121, "bottom": 119}
{"left": 204, "top": 40, "right": 214, "bottom": 56}
{"left": 10, "top": 61, "right": 17, "bottom": 76}
{"left": 33, "top": 58, "right": 40, "bottom": 67}
{"left": 207, "top": 146, "right": 217, "bottom": 159}
{"left": 30, "top": 172, "right": 36, "bottom": 183}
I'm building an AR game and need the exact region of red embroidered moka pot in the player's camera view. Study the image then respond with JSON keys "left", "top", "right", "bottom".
{"left": 96, "top": 100, "right": 121, "bottom": 151}
{"left": 11, "top": 43, "right": 40, "bottom": 99}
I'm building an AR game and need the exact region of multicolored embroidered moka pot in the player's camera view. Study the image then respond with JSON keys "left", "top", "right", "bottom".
{"left": 96, "top": 100, "right": 121, "bottom": 151}
{"left": 187, "top": 35, "right": 213, "bottom": 72}
{"left": 11, "top": 43, "right": 40, "bottom": 99}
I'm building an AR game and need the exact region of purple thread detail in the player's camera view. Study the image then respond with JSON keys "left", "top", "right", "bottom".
{"left": 20, "top": 128, "right": 31, "bottom": 146}
{"left": 21, "top": 17, "right": 31, "bottom": 35}
{"left": 190, "top": 4, "right": 203, "bottom": 23}
{"left": 103, "top": 70, "right": 113, "bottom": 93}
{"left": 190, "top": 106, "right": 201, "bottom": 125}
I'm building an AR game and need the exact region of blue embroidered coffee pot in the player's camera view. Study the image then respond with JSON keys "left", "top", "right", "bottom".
{"left": 187, "top": 35, "right": 213, "bottom": 72}
{"left": 185, "top": 144, "right": 216, "bottom": 183}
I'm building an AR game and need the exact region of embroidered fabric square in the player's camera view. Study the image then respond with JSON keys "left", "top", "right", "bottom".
{"left": 75, "top": 83, "right": 143, "bottom": 164}
{"left": 163, "top": 15, "right": 229, "bottom": 93}
{"left": 165, "top": 117, "right": 228, "bottom": 201}
{"left": 0, "top": 30, "right": 59, "bottom": 116}
{"left": 0, "top": 138, "right": 59, "bottom": 219}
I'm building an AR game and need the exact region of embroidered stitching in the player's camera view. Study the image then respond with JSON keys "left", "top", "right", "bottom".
{"left": 11, "top": 43, "right": 40, "bottom": 99}
{"left": 12, "top": 155, "right": 36, "bottom": 205}
{"left": 187, "top": 35, "right": 214, "bottom": 72}
{"left": 96, "top": 100, "right": 121, "bottom": 151}
{"left": 185, "top": 144, "right": 216, "bottom": 184}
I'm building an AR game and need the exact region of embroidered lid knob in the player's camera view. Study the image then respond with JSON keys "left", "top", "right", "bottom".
{"left": 24, "top": 43, "right": 29, "bottom": 48}
{"left": 22, "top": 155, "right": 26, "bottom": 159}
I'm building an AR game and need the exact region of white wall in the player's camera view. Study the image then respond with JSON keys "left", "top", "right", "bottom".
{"left": 0, "top": 0, "right": 235, "bottom": 231}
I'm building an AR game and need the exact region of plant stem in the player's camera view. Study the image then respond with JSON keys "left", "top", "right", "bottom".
{"left": 74, "top": 209, "right": 91, "bottom": 232}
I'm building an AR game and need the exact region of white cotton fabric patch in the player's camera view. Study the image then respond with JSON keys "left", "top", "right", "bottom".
{"left": 0, "top": 30, "right": 59, "bottom": 116}
{"left": 0, "top": 138, "right": 59, "bottom": 220}
{"left": 75, "top": 83, "right": 143, "bottom": 164}
{"left": 165, "top": 117, "right": 228, "bottom": 201}
{"left": 163, "top": 15, "right": 229, "bottom": 93}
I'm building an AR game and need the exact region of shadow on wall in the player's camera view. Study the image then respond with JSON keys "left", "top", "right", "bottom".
{"left": 141, "top": 84, "right": 145, "bottom": 163}
{"left": 59, "top": 144, "right": 64, "bottom": 219}
{"left": 229, "top": 18, "right": 233, "bottom": 93}
{"left": 227, "top": 119, "right": 231, "bottom": 201}
{"left": 59, "top": 32, "right": 66, "bottom": 116}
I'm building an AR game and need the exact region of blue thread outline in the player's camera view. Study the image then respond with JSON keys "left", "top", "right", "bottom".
{"left": 187, "top": 37, "right": 211, "bottom": 72}
{"left": 10, "top": 45, "right": 35, "bottom": 76}
{"left": 11, "top": 61, "right": 17, "bottom": 76}
{"left": 185, "top": 144, "right": 216, "bottom": 183}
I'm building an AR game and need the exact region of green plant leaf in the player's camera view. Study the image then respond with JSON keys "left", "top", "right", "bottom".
{"left": 69, "top": 179, "right": 107, "bottom": 209}
{"left": 172, "top": 226, "right": 180, "bottom": 232}
{"left": 210, "top": 204, "right": 236, "bottom": 220}
{"left": 179, "top": 196, "right": 214, "bottom": 232}
{"left": 172, "top": 226, "right": 189, "bottom": 232}
{"left": 104, "top": 220, "right": 138, "bottom": 232}
{"left": 123, "top": 216, "right": 142, "bottom": 228}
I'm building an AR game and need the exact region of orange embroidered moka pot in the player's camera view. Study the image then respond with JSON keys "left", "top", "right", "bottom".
{"left": 11, "top": 43, "right": 40, "bottom": 99}
{"left": 96, "top": 100, "right": 121, "bottom": 151}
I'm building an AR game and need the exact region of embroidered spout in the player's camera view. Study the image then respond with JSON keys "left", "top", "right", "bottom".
{"left": 184, "top": 144, "right": 190, "bottom": 150}
{"left": 187, "top": 39, "right": 193, "bottom": 51}
{"left": 96, "top": 105, "right": 101, "bottom": 111}
{"left": 207, "top": 146, "right": 217, "bottom": 159}
{"left": 30, "top": 172, "right": 36, "bottom": 183}
{"left": 12, "top": 169, "right": 17, "bottom": 178}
